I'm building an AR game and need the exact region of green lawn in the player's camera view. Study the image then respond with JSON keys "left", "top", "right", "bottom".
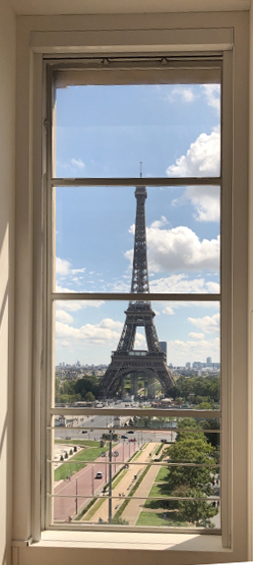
{"left": 137, "top": 511, "right": 187, "bottom": 527}
{"left": 155, "top": 467, "right": 170, "bottom": 482}
{"left": 84, "top": 497, "right": 105, "bottom": 521}
{"left": 55, "top": 443, "right": 109, "bottom": 481}
{"left": 55, "top": 439, "right": 100, "bottom": 447}
{"left": 112, "top": 469, "right": 128, "bottom": 489}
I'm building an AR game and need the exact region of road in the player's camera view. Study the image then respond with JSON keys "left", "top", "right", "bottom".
{"left": 85, "top": 442, "right": 158, "bottom": 524}
{"left": 54, "top": 439, "right": 138, "bottom": 522}
{"left": 55, "top": 423, "right": 176, "bottom": 444}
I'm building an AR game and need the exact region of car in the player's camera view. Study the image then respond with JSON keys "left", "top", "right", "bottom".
{"left": 121, "top": 435, "right": 128, "bottom": 439}
{"left": 82, "top": 430, "right": 88, "bottom": 434}
{"left": 127, "top": 430, "right": 134, "bottom": 434}
{"left": 161, "top": 439, "right": 168, "bottom": 443}
{"left": 95, "top": 471, "right": 103, "bottom": 479}
{"left": 101, "top": 452, "right": 106, "bottom": 457}
{"left": 129, "top": 438, "right": 136, "bottom": 442}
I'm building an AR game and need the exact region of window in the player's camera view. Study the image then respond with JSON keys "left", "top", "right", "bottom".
{"left": 45, "top": 56, "right": 226, "bottom": 537}
{"left": 13, "top": 13, "right": 249, "bottom": 564}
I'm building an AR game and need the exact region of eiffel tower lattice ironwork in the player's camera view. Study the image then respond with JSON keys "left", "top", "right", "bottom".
{"left": 99, "top": 183, "right": 175, "bottom": 399}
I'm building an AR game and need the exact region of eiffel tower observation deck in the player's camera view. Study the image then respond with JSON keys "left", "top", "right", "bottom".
{"left": 99, "top": 178, "right": 175, "bottom": 400}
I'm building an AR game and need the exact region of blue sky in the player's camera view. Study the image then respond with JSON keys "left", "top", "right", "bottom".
{"left": 54, "top": 82, "right": 221, "bottom": 366}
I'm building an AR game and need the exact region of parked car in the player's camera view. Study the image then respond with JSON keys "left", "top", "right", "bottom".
{"left": 121, "top": 435, "right": 128, "bottom": 439}
{"left": 82, "top": 430, "right": 88, "bottom": 434}
{"left": 127, "top": 430, "right": 134, "bottom": 434}
{"left": 129, "top": 438, "right": 136, "bottom": 442}
{"left": 95, "top": 471, "right": 103, "bottom": 479}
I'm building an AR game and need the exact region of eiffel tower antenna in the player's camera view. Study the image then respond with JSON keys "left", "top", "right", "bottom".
{"left": 99, "top": 181, "right": 175, "bottom": 399}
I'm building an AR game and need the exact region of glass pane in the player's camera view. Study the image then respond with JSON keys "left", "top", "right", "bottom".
{"left": 55, "top": 185, "right": 220, "bottom": 293}
{"left": 52, "top": 425, "right": 220, "bottom": 528}
{"left": 54, "top": 298, "right": 220, "bottom": 410}
{"left": 54, "top": 300, "right": 220, "bottom": 407}
{"left": 55, "top": 83, "right": 220, "bottom": 178}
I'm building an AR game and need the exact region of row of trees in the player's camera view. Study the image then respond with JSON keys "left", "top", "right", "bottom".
{"left": 172, "top": 375, "right": 220, "bottom": 405}
{"left": 164, "top": 418, "right": 219, "bottom": 527}
{"left": 55, "top": 373, "right": 220, "bottom": 405}
{"left": 55, "top": 376, "right": 99, "bottom": 404}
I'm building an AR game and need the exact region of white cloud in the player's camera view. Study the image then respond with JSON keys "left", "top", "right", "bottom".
{"left": 182, "top": 185, "right": 220, "bottom": 222}
{"left": 167, "top": 127, "right": 220, "bottom": 222}
{"left": 166, "top": 86, "right": 196, "bottom": 103}
{"left": 150, "top": 216, "right": 169, "bottom": 229}
{"left": 55, "top": 310, "right": 74, "bottom": 324}
{"left": 56, "top": 318, "right": 146, "bottom": 350}
{"left": 146, "top": 225, "right": 219, "bottom": 272}
{"left": 202, "top": 84, "right": 220, "bottom": 114}
{"left": 162, "top": 306, "right": 175, "bottom": 315}
{"left": 56, "top": 257, "right": 86, "bottom": 278}
{"left": 188, "top": 332, "right": 205, "bottom": 339}
{"left": 71, "top": 158, "right": 85, "bottom": 169}
{"left": 150, "top": 273, "right": 219, "bottom": 293}
{"left": 56, "top": 257, "right": 72, "bottom": 276}
{"left": 71, "top": 267, "right": 85, "bottom": 274}
{"left": 187, "top": 312, "right": 220, "bottom": 334}
{"left": 166, "top": 128, "right": 220, "bottom": 178}
{"left": 56, "top": 289, "right": 104, "bottom": 312}
{"left": 167, "top": 337, "right": 220, "bottom": 366}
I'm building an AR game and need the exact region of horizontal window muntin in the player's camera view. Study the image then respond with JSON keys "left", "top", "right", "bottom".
{"left": 50, "top": 494, "right": 220, "bottom": 501}
{"left": 51, "top": 412, "right": 220, "bottom": 427}
{"left": 50, "top": 408, "right": 221, "bottom": 416}
{"left": 51, "top": 177, "right": 221, "bottom": 186}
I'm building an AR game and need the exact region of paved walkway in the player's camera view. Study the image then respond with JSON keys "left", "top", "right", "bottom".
{"left": 121, "top": 456, "right": 161, "bottom": 525}
{"left": 84, "top": 443, "right": 158, "bottom": 523}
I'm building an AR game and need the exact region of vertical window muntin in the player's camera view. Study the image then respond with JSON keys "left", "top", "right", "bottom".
{"left": 45, "top": 56, "right": 226, "bottom": 536}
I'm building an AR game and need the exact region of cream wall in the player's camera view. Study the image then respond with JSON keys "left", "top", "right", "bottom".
{"left": 0, "top": 1, "right": 15, "bottom": 565}
{"left": 0, "top": 3, "right": 250, "bottom": 564}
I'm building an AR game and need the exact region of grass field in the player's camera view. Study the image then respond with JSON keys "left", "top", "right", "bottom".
{"left": 55, "top": 439, "right": 100, "bottom": 447}
{"left": 55, "top": 443, "right": 109, "bottom": 481}
{"left": 112, "top": 469, "right": 128, "bottom": 489}
{"left": 84, "top": 497, "right": 105, "bottom": 521}
{"left": 155, "top": 467, "right": 170, "bottom": 482}
{"left": 137, "top": 511, "right": 187, "bottom": 527}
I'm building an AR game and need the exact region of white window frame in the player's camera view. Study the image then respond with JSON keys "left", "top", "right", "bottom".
{"left": 13, "top": 12, "right": 249, "bottom": 565}
{"left": 45, "top": 55, "right": 224, "bottom": 536}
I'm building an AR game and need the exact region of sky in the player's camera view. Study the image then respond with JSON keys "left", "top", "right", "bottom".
{"left": 54, "top": 82, "right": 221, "bottom": 367}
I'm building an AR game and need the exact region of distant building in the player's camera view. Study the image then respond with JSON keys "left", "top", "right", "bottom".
{"left": 186, "top": 362, "right": 191, "bottom": 369}
{"left": 206, "top": 356, "right": 212, "bottom": 365}
{"left": 159, "top": 341, "right": 167, "bottom": 359}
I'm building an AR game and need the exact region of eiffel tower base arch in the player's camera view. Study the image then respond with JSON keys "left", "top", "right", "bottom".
{"left": 99, "top": 352, "right": 174, "bottom": 400}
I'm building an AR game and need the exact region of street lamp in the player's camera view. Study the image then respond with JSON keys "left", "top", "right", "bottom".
{"left": 75, "top": 477, "right": 78, "bottom": 515}
{"left": 113, "top": 451, "right": 119, "bottom": 475}
{"left": 91, "top": 465, "right": 94, "bottom": 496}
{"left": 108, "top": 432, "right": 112, "bottom": 524}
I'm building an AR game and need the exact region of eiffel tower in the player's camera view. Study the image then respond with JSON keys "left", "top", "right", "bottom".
{"left": 99, "top": 174, "right": 175, "bottom": 399}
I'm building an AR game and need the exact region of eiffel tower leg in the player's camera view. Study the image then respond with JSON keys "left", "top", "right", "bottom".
{"left": 148, "top": 375, "right": 156, "bottom": 399}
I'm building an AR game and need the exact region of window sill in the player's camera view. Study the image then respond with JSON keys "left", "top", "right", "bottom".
{"left": 30, "top": 530, "right": 229, "bottom": 552}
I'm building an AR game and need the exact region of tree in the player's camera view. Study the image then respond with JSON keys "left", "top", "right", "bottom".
{"left": 173, "top": 486, "right": 217, "bottom": 527}
{"left": 166, "top": 432, "right": 216, "bottom": 495}
{"left": 85, "top": 391, "right": 95, "bottom": 402}
{"left": 74, "top": 376, "right": 99, "bottom": 399}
